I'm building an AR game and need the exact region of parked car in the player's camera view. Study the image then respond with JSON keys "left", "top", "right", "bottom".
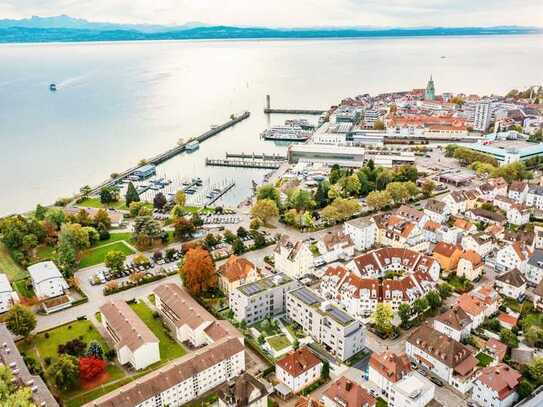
{"left": 429, "top": 376, "right": 444, "bottom": 387}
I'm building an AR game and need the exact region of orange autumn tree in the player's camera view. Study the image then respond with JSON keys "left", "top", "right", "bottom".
{"left": 180, "top": 246, "right": 217, "bottom": 296}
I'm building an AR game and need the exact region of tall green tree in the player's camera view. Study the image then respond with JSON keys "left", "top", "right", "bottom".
{"left": 257, "top": 184, "right": 280, "bottom": 205}
{"left": 314, "top": 181, "right": 331, "bottom": 208}
{"left": 372, "top": 303, "right": 394, "bottom": 334}
{"left": 398, "top": 303, "right": 412, "bottom": 327}
{"left": 0, "top": 365, "right": 36, "bottom": 406}
{"left": 47, "top": 355, "right": 79, "bottom": 391}
{"left": 104, "top": 250, "right": 127, "bottom": 272}
{"left": 5, "top": 304, "right": 36, "bottom": 338}
{"left": 153, "top": 192, "right": 167, "bottom": 210}
{"left": 125, "top": 182, "right": 140, "bottom": 207}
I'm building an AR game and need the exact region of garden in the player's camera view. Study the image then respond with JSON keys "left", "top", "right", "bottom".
{"left": 266, "top": 334, "right": 291, "bottom": 352}
{"left": 445, "top": 274, "right": 473, "bottom": 294}
{"left": 476, "top": 352, "right": 494, "bottom": 367}
{"left": 79, "top": 240, "right": 135, "bottom": 269}
{"left": 17, "top": 319, "right": 126, "bottom": 404}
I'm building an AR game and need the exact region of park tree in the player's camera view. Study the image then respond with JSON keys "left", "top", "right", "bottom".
{"left": 425, "top": 290, "right": 442, "bottom": 310}
{"left": 99, "top": 187, "right": 116, "bottom": 204}
{"left": 526, "top": 357, "right": 543, "bottom": 384}
{"left": 75, "top": 209, "right": 93, "bottom": 226}
{"left": 288, "top": 189, "right": 315, "bottom": 212}
{"left": 173, "top": 217, "right": 195, "bottom": 241}
{"left": 314, "top": 180, "right": 331, "bottom": 208}
{"left": 125, "top": 182, "right": 140, "bottom": 207}
{"left": 5, "top": 304, "right": 36, "bottom": 339}
{"left": 232, "top": 238, "right": 245, "bottom": 255}
{"left": 499, "top": 329, "right": 519, "bottom": 348}
{"left": 47, "top": 355, "right": 79, "bottom": 391}
{"left": 237, "top": 227, "right": 248, "bottom": 238}
{"left": 57, "top": 240, "right": 78, "bottom": 275}
{"left": 394, "top": 165, "right": 418, "bottom": 183}
{"left": 133, "top": 216, "right": 163, "bottom": 247}
{"left": 518, "top": 379, "right": 535, "bottom": 399}
{"left": 129, "top": 201, "right": 150, "bottom": 218}
{"left": 104, "top": 250, "right": 127, "bottom": 272}
{"left": 372, "top": 303, "right": 394, "bottom": 334}
{"left": 321, "top": 198, "right": 361, "bottom": 224}
{"left": 175, "top": 190, "right": 187, "bottom": 207}
{"left": 35, "top": 204, "right": 47, "bottom": 220}
{"left": 376, "top": 169, "right": 394, "bottom": 190}
{"left": 0, "top": 365, "right": 36, "bottom": 406}
{"left": 438, "top": 283, "right": 452, "bottom": 299}
{"left": 180, "top": 247, "right": 217, "bottom": 296}
{"left": 80, "top": 185, "right": 92, "bottom": 199}
{"left": 251, "top": 199, "right": 279, "bottom": 224}
{"left": 94, "top": 209, "right": 112, "bottom": 230}
{"left": 251, "top": 231, "right": 266, "bottom": 249}
{"left": 257, "top": 184, "right": 280, "bottom": 205}
{"left": 191, "top": 213, "right": 203, "bottom": 227}
{"left": 321, "top": 361, "right": 330, "bottom": 380}
{"left": 339, "top": 175, "right": 361, "bottom": 196}
{"left": 386, "top": 182, "right": 410, "bottom": 204}
{"left": 329, "top": 164, "right": 344, "bottom": 185}
{"left": 421, "top": 179, "right": 436, "bottom": 198}
{"left": 59, "top": 223, "right": 91, "bottom": 252}
{"left": 153, "top": 192, "right": 167, "bottom": 210}
{"left": 413, "top": 297, "right": 429, "bottom": 316}
{"left": 45, "top": 208, "right": 66, "bottom": 230}
{"left": 398, "top": 303, "right": 412, "bottom": 327}
{"left": 366, "top": 190, "right": 392, "bottom": 210}
{"left": 525, "top": 326, "right": 543, "bottom": 348}
{"left": 284, "top": 208, "right": 301, "bottom": 226}
{"left": 79, "top": 357, "right": 106, "bottom": 381}
{"left": 129, "top": 272, "right": 145, "bottom": 284}
{"left": 327, "top": 184, "right": 344, "bottom": 200}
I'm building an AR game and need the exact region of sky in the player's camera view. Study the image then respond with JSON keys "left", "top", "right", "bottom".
{"left": 0, "top": 0, "right": 542, "bottom": 28}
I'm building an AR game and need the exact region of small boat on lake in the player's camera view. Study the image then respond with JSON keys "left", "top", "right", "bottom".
{"left": 49, "top": 83, "right": 57, "bottom": 91}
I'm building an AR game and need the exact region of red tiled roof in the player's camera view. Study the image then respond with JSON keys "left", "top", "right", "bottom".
{"left": 477, "top": 364, "right": 521, "bottom": 400}
{"left": 323, "top": 376, "right": 376, "bottom": 407}
{"left": 369, "top": 352, "right": 411, "bottom": 383}
{"left": 276, "top": 348, "right": 322, "bottom": 378}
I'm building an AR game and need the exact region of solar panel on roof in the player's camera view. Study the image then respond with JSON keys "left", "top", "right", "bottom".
{"left": 328, "top": 306, "right": 353, "bottom": 325}
{"left": 293, "top": 287, "right": 322, "bottom": 305}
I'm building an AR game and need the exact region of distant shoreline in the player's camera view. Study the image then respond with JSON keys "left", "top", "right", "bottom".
{"left": 1, "top": 25, "right": 541, "bottom": 45}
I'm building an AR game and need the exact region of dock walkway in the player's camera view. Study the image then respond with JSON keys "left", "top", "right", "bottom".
{"left": 205, "top": 158, "right": 282, "bottom": 170}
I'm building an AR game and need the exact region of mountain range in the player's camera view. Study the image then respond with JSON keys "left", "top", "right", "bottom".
{"left": 0, "top": 15, "right": 540, "bottom": 44}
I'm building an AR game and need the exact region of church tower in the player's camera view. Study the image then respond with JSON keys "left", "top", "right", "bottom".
{"left": 425, "top": 75, "right": 436, "bottom": 100}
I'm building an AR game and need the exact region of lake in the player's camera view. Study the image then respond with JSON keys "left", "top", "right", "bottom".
{"left": 0, "top": 34, "right": 542, "bottom": 215}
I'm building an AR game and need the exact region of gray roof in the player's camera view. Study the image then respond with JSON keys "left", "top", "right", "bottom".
{"left": 0, "top": 324, "right": 58, "bottom": 406}
{"left": 27, "top": 261, "right": 64, "bottom": 284}
{"left": 528, "top": 249, "right": 543, "bottom": 269}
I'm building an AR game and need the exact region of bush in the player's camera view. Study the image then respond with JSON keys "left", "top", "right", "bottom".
{"left": 105, "top": 349, "right": 116, "bottom": 361}
{"left": 58, "top": 338, "right": 87, "bottom": 357}
{"left": 44, "top": 332, "right": 50, "bottom": 339}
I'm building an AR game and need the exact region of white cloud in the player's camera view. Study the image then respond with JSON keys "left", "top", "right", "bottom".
{"left": 2, "top": 0, "right": 542, "bottom": 27}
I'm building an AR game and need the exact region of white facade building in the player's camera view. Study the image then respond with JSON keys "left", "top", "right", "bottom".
{"left": 276, "top": 348, "right": 322, "bottom": 393}
{"left": 473, "top": 101, "right": 492, "bottom": 132}
{"left": 229, "top": 273, "right": 299, "bottom": 325}
{"left": 433, "top": 307, "right": 473, "bottom": 342}
{"left": 27, "top": 261, "right": 69, "bottom": 299}
{"left": 0, "top": 273, "right": 19, "bottom": 313}
{"left": 287, "top": 286, "right": 365, "bottom": 361}
{"left": 274, "top": 237, "right": 314, "bottom": 279}
{"left": 495, "top": 269, "right": 527, "bottom": 301}
{"left": 472, "top": 364, "right": 521, "bottom": 407}
{"left": 495, "top": 243, "right": 529, "bottom": 273}
{"left": 524, "top": 249, "right": 543, "bottom": 285}
{"left": 343, "top": 218, "right": 377, "bottom": 251}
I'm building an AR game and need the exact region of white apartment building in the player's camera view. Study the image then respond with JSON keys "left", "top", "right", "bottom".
{"left": 343, "top": 218, "right": 377, "bottom": 251}
{"left": 274, "top": 237, "right": 314, "bottom": 279}
{"left": 316, "top": 231, "right": 355, "bottom": 264}
{"left": 287, "top": 286, "right": 365, "bottom": 361}
{"left": 461, "top": 234, "right": 494, "bottom": 259}
{"left": 369, "top": 352, "right": 435, "bottom": 407}
{"left": 276, "top": 347, "right": 322, "bottom": 393}
{"left": 526, "top": 185, "right": 543, "bottom": 209}
{"left": 508, "top": 181, "right": 528, "bottom": 203}
{"left": 495, "top": 269, "right": 527, "bottom": 301}
{"left": 495, "top": 243, "right": 529, "bottom": 273}
{"left": 27, "top": 261, "right": 69, "bottom": 299}
{"left": 0, "top": 273, "right": 18, "bottom": 313}
{"left": 473, "top": 101, "right": 492, "bottom": 132}
{"left": 229, "top": 273, "right": 299, "bottom": 325}
{"left": 84, "top": 336, "right": 245, "bottom": 407}
{"left": 99, "top": 300, "right": 160, "bottom": 371}
{"left": 433, "top": 307, "right": 473, "bottom": 342}
{"left": 472, "top": 364, "right": 521, "bottom": 407}
{"left": 507, "top": 204, "right": 531, "bottom": 226}
{"left": 525, "top": 249, "right": 543, "bottom": 285}
{"left": 405, "top": 325, "right": 477, "bottom": 393}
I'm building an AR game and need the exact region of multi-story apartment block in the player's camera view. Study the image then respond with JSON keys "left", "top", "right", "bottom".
{"left": 472, "top": 364, "right": 521, "bottom": 407}
{"left": 154, "top": 283, "right": 240, "bottom": 347}
{"left": 343, "top": 218, "right": 377, "bottom": 251}
{"left": 0, "top": 324, "right": 58, "bottom": 406}
{"left": 507, "top": 203, "right": 531, "bottom": 226}
{"left": 495, "top": 242, "right": 530, "bottom": 273}
{"left": 217, "top": 255, "right": 258, "bottom": 295}
{"left": 526, "top": 185, "right": 543, "bottom": 209}
{"left": 433, "top": 306, "right": 473, "bottom": 342}
{"left": 461, "top": 233, "right": 494, "bottom": 258}
{"left": 229, "top": 273, "right": 299, "bottom": 325}
{"left": 274, "top": 236, "right": 314, "bottom": 279}
{"left": 0, "top": 273, "right": 18, "bottom": 313}
{"left": 405, "top": 325, "right": 477, "bottom": 393}
{"left": 287, "top": 286, "right": 365, "bottom": 361}
{"left": 457, "top": 250, "right": 484, "bottom": 281}
{"left": 99, "top": 300, "right": 160, "bottom": 371}
{"left": 372, "top": 213, "right": 428, "bottom": 252}
{"left": 508, "top": 181, "right": 529, "bottom": 203}
{"left": 276, "top": 347, "right": 322, "bottom": 393}
{"left": 424, "top": 198, "right": 449, "bottom": 224}
{"left": 473, "top": 101, "right": 492, "bottom": 131}
{"left": 316, "top": 231, "right": 355, "bottom": 263}
{"left": 368, "top": 351, "right": 435, "bottom": 407}
{"left": 525, "top": 249, "right": 543, "bottom": 285}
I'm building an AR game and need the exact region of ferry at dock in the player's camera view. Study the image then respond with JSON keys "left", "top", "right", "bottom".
{"left": 260, "top": 125, "right": 312, "bottom": 141}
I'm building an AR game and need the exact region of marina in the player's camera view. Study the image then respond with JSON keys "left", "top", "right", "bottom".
{"left": 206, "top": 158, "right": 283, "bottom": 170}
{"left": 225, "top": 152, "right": 288, "bottom": 161}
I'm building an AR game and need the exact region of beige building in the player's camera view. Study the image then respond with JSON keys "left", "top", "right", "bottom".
{"left": 217, "top": 255, "right": 258, "bottom": 295}
{"left": 457, "top": 250, "right": 484, "bottom": 281}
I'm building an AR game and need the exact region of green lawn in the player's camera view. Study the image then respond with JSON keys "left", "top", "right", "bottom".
{"left": 267, "top": 334, "right": 290, "bottom": 351}
{"left": 76, "top": 198, "right": 128, "bottom": 210}
{"left": 476, "top": 352, "right": 494, "bottom": 367}
{"left": 13, "top": 278, "right": 36, "bottom": 299}
{"left": 35, "top": 245, "right": 57, "bottom": 262}
{"left": 18, "top": 320, "right": 126, "bottom": 402}
{"left": 79, "top": 241, "right": 135, "bottom": 268}
{"left": 95, "top": 232, "right": 133, "bottom": 248}
{"left": 521, "top": 313, "right": 543, "bottom": 331}
{"left": 129, "top": 301, "right": 186, "bottom": 361}
{"left": 376, "top": 398, "right": 388, "bottom": 407}
{"left": 0, "top": 242, "right": 28, "bottom": 280}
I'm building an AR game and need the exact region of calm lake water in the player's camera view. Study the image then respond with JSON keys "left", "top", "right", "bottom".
{"left": 1, "top": 35, "right": 542, "bottom": 215}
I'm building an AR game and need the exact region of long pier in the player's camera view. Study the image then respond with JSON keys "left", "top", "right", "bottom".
{"left": 206, "top": 158, "right": 282, "bottom": 170}
{"left": 264, "top": 108, "right": 325, "bottom": 115}
{"left": 89, "top": 111, "right": 250, "bottom": 195}
{"left": 225, "top": 152, "right": 287, "bottom": 161}
{"left": 204, "top": 182, "right": 236, "bottom": 206}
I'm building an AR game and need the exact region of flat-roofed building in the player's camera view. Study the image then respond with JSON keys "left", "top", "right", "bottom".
{"left": 0, "top": 324, "right": 58, "bottom": 406}
{"left": 229, "top": 273, "right": 300, "bottom": 325}
{"left": 287, "top": 286, "right": 365, "bottom": 361}
{"left": 0, "top": 273, "right": 18, "bottom": 313}
{"left": 287, "top": 144, "right": 366, "bottom": 168}
{"left": 99, "top": 300, "right": 160, "bottom": 370}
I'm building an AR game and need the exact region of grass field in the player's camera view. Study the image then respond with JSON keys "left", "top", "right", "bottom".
{"left": 79, "top": 241, "right": 135, "bottom": 269}
{"left": 95, "top": 232, "right": 133, "bottom": 248}
{"left": 267, "top": 334, "right": 291, "bottom": 352}
{"left": 35, "top": 245, "right": 57, "bottom": 262}
{"left": 129, "top": 301, "right": 186, "bottom": 361}
{"left": 13, "top": 278, "right": 36, "bottom": 299}
{"left": 18, "top": 320, "right": 126, "bottom": 403}
{"left": 251, "top": 319, "right": 282, "bottom": 337}
{"left": 0, "top": 242, "right": 28, "bottom": 280}
{"left": 76, "top": 198, "right": 128, "bottom": 210}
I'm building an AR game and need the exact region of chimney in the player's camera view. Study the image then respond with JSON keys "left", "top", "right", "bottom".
{"left": 346, "top": 380, "right": 352, "bottom": 391}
